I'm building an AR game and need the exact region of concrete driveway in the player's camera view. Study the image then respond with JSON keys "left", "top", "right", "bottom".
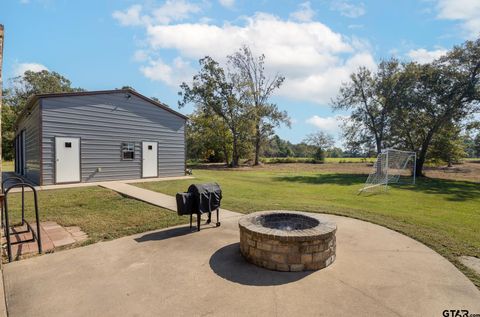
{"left": 3, "top": 212, "right": 480, "bottom": 317}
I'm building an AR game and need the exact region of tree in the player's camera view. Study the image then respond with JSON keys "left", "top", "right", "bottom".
{"left": 2, "top": 70, "right": 83, "bottom": 160}
{"left": 179, "top": 56, "right": 251, "bottom": 167}
{"left": 428, "top": 123, "right": 466, "bottom": 166}
{"left": 391, "top": 39, "right": 480, "bottom": 176}
{"left": 474, "top": 133, "right": 480, "bottom": 157}
{"left": 304, "top": 131, "right": 335, "bottom": 150}
{"left": 332, "top": 59, "right": 402, "bottom": 154}
{"left": 186, "top": 112, "right": 232, "bottom": 164}
{"left": 263, "top": 135, "right": 295, "bottom": 158}
{"left": 462, "top": 132, "right": 476, "bottom": 158}
{"left": 228, "top": 46, "right": 290, "bottom": 165}
{"left": 291, "top": 142, "right": 316, "bottom": 158}
{"left": 326, "top": 147, "right": 344, "bottom": 158}
{"left": 334, "top": 38, "right": 480, "bottom": 176}
{"left": 6, "top": 70, "right": 83, "bottom": 114}
{"left": 303, "top": 131, "right": 334, "bottom": 162}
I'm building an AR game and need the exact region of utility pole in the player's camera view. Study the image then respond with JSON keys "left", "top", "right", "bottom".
{"left": 0, "top": 24, "right": 4, "bottom": 186}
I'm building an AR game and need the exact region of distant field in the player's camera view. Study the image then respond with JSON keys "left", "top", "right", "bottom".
{"left": 261, "top": 157, "right": 376, "bottom": 164}
{"left": 463, "top": 158, "right": 480, "bottom": 162}
{"left": 3, "top": 160, "right": 14, "bottom": 172}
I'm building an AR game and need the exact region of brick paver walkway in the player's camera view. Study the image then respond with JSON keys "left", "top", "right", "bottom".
{"left": 5, "top": 221, "right": 87, "bottom": 260}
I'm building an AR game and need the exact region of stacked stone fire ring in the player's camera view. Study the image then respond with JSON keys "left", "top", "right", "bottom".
{"left": 239, "top": 211, "right": 336, "bottom": 272}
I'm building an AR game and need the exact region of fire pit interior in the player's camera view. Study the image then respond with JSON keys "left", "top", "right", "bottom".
{"left": 239, "top": 211, "right": 336, "bottom": 272}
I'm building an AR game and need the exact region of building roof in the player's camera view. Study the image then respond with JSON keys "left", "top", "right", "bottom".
{"left": 16, "top": 88, "right": 188, "bottom": 127}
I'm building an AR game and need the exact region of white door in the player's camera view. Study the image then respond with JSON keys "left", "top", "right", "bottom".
{"left": 142, "top": 141, "right": 158, "bottom": 178}
{"left": 55, "top": 137, "right": 81, "bottom": 183}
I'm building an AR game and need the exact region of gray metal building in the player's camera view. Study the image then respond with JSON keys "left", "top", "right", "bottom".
{"left": 14, "top": 89, "right": 187, "bottom": 185}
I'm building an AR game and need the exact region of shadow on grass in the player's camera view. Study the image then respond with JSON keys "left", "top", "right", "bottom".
{"left": 209, "top": 243, "right": 312, "bottom": 286}
{"left": 396, "top": 177, "right": 480, "bottom": 201}
{"left": 275, "top": 173, "right": 479, "bottom": 202}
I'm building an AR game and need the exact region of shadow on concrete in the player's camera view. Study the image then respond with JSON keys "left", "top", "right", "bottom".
{"left": 134, "top": 226, "right": 194, "bottom": 242}
{"left": 134, "top": 224, "right": 221, "bottom": 243}
{"left": 209, "top": 243, "right": 312, "bottom": 286}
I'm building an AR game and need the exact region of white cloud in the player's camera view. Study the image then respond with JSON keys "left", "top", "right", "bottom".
{"left": 153, "top": 0, "right": 201, "bottom": 25}
{"left": 407, "top": 48, "right": 448, "bottom": 63}
{"left": 133, "top": 50, "right": 149, "bottom": 62}
{"left": 219, "top": 0, "right": 234, "bottom": 8}
{"left": 117, "top": 10, "right": 375, "bottom": 103}
{"left": 306, "top": 115, "right": 346, "bottom": 134}
{"left": 140, "top": 57, "right": 193, "bottom": 87}
{"left": 436, "top": 0, "right": 480, "bottom": 38}
{"left": 140, "top": 59, "right": 173, "bottom": 83}
{"left": 112, "top": 4, "right": 146, "bottom": 26}
{"left": 13, "top": 62, "right": 48, "bottom": 76}
{"left": 113, "top": 1, "right": 201, "bottom": 26}
{"left": 290, "top": 2, "right": 315, "bottom": 22}
{"left": 330, "top": 1, "right": 366, "bottom": 18}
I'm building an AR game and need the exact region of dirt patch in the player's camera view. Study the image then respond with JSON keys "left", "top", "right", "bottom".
{"left": 424, "top": 162, "right": 480, "bottom": 183}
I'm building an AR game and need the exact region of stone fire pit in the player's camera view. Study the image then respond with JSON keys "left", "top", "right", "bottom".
{"left": 239, "top": 211, "right": 336, "bottom": 272}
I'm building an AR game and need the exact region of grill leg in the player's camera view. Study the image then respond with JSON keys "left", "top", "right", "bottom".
{"left": 197, "top": 212, "right": 201, "bottom": 232}
{"left": 206, "top": 212, "right": 211, "bottom": 224}
{"left": 216, "top": 208, "right": 221, "bottom": 227}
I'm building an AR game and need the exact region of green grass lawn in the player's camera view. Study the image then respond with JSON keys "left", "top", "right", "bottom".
{"left": 136, "top": 168, "right": 480, "bottom": 288}
{"left": 6, "top": 186, "right": 187, "bottom": 244}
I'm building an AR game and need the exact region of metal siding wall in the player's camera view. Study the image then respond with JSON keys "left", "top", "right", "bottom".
{"left": 16, "top": 101, "right": 41, "bottom": 184}
{"left": 41, "top": 93, "right": 185, "bottom": 185}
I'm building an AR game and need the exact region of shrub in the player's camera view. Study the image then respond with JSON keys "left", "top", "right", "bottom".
{"left": 313, "top": 148, "right": 325, "bottom": 163}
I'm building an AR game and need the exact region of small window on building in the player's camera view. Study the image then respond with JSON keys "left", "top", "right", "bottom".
{"left": 148, "top": 145, "right": 153, "bottom": 150}
{"left": 65, "top": 142, "right": 72, "bottom": 148}
{"left": 121, "top": 142, "right": 135, "bottom": 160}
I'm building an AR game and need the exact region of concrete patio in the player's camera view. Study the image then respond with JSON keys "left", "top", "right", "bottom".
{"left": 3, "top": 211, "right": 480, "bottom": 317}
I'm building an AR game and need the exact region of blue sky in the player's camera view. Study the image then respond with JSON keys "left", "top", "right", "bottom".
{"left": 1, "top": 0, "right": 479, "bottom": 144}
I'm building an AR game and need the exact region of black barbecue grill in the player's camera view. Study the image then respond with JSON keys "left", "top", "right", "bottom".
{"left": 176, "top": 183, "right": 222, "bottom": 231}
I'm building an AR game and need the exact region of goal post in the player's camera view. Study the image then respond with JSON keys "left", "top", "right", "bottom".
{"left": 359, "top": 148, "right": 416, "bottom": 194}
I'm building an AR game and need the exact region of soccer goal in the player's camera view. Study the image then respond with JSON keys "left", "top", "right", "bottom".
{"left": 359, "top": 149, "right": 416, "bottom": 193}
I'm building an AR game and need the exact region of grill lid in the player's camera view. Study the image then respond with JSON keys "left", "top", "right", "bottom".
{"left": 187, "top": 183, "right": 222, "bottom": 214}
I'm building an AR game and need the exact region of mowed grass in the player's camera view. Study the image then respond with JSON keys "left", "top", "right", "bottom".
{"left": 6, "top": 186, "right": 187, "bottom": 244}
{"left": 136, "top": 166, "right": 480, "bottom": 288}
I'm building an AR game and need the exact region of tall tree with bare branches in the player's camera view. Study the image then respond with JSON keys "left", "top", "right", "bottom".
{"left": 228, "top": 46, "right": 290, "bottom": 165}
{"left": 179, "top": 56, "right": 252, "bottom": 167}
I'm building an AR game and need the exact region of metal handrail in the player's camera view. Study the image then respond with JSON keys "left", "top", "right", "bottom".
{"left": 2, "top": 176, "right": 25, "bottom": 191}
{"left": 2, "top": 176, "right": 27, "bottom": 227}
{"left": 3, "top": 183, "right": 42, "bottom": 262}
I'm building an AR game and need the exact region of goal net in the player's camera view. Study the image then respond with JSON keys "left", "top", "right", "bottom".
{"left": 359, "top": 149, "right": 416, "bottom": 193}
